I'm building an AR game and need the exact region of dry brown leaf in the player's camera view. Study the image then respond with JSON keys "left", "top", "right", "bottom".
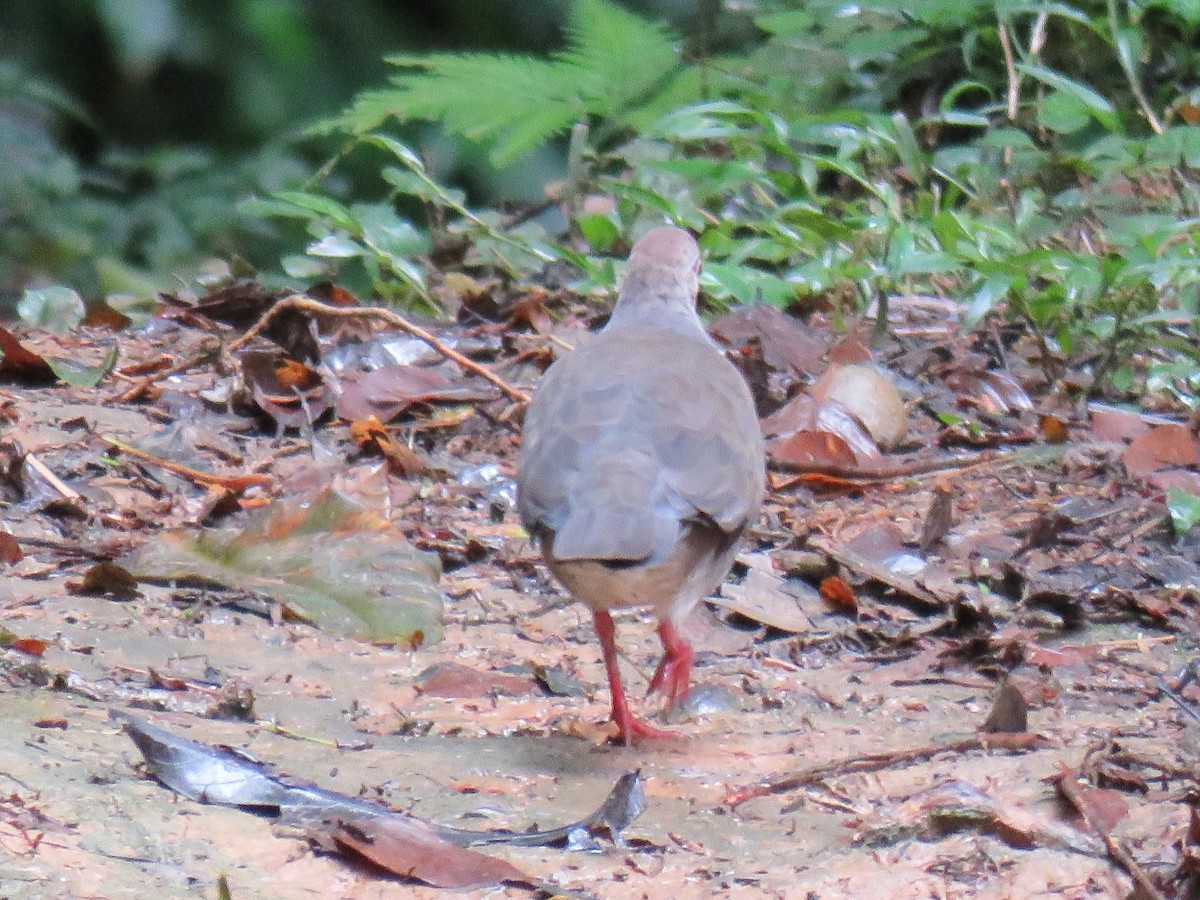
{"left": 1122, "top": 424, "right": 1199, "bottom": 477}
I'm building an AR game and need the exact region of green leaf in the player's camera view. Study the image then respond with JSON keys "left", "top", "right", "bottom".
{"left": 964, "top": 275, "right": 1015, "bottom": 327}
{"left": 281, "top": 255, "right": 327, "bottom": 279}
{"left": 46, "top": 344, "right": 118, "bottom": 387}
{"left": 842, "top": 27, "right": 928, "bottom": 64}
{"left": 702, "top": 262, "right": 796, "bottom": 307}
{"left": 1150, "top": 0, "right": 1200, "bottom": 26}
{"left": 354, "top": 204, "right": 426, "bottom": 260}
{"left": 753, "top": 10, "right": 815, "bottom": 36}
{"left": 272, "top": 191, "right": 358, "bottom": 231}
{"left": 18, "top": 286, "right": 86, "bottom": 331}
{"left": 307, "top": 233, "right": 362, "bottom": 258}
{"left": 576, "top": 213, "right": 620, "bottom": 252}
{"left": 1037, "top": 90, "right": 1091, "bottom": 134}
{"left": 1147, "top": 126, "right": 1200, "bottom": 167}
{"left": 643, "top": 100, "right": 760, "bottom": 141}
{"left": 123, "top": 489, "right": 444, "bottom": 644}
{"left": 1015, "top": 63, "right": 1120, "bottom": 131}
{"left": 1167, "top": 486, "right": 1200, "bottom": 534}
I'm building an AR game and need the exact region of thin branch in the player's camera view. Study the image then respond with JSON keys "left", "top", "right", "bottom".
{"left": 223, "top": 295, "right": 531, "bottom": 404}
{"left": 24, "top": 452, "right": 82, "bottom": 503}
{"left": 723, "top": 732, "right": 1046, "bottom": 807}
{"left": 998, "top": 19, "right": 1020, "bottom": 124}
{"left": 1106, "top": 0, "right": 1164, "bottom": 135}
{"left": 1054, "top": 771, "right": 1168, "bottom": 900}
{"left": 99, "top": 436, "right": 273, "bottom": 492}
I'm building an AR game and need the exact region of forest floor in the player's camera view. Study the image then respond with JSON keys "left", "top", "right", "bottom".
{"left": 1, "top": 282, "right": 1198, "bottom": 899}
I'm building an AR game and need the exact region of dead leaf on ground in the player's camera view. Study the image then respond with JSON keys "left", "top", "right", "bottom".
{"left": 1122, "top": 424, "right": 1199, "bottom": 477}
{"left": 335, "top": 364, "right": 496, "bottom": 422}
{"left": 1091, "top": 407, "right": 1151, "bottom": 443}
{"left": 333, "top": 816, "right": 528, "bottom": 890}
{"left": 769, "top": 429, "right": 859, "bottom": 471}
{"left": 811, "top": 364, "right": 907, "bottom": 451}
{"left": 240, "top": 349, "right": 333, "bottom": 429}
{"left": 122, "top": 488, "right": 444, "bottom": 644}
{"left": 980, "top": 681, "right": 1029, "bottom": 734}
{"left": 710, "top": 303, "right": 827, "bottom": 377}
{"left": 415, "top": 662, "right": 537, "bottom": 698}
{"left": 0, "top": 326, "right": 56, "bottom": 384}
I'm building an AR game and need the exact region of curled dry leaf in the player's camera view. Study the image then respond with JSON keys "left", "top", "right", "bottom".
{"left": 0, "top": 532, "right": 23, "bottom": 564}
{"left": 67, "top": 561, "right": 141, "bottom": 599}
{"left": 810, "top": 364, "right": 907, "bottom": 451}
{"left": 980, "top": 681, "right": 1029, "bottom": 734}
{"left": 946, "top": 369, "right": 1033, "bottom": 415}
{"left": 919, "top": 484, "right": 954, "bottom": 552}
{"left": 769, "top": 429, "right": 858, "bottom": 471}
{"left": 764, "top": 387, "right": 882, "bottom": 467}
{"left": 240, "top": 349, "right": 332, "bottom": 429}
{"left": 818, "top": 575, "right": 856, "bottom": 613}
{"left": 1038, "top": 414, "right": 1068, "bottom": 444}
{"left": 349, "top": 416, "right": 429, "bottom": 476}
{"left": 0, "top": 326, "right": 56, "bottom": 384}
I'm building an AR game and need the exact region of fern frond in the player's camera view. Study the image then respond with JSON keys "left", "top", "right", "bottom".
{"left": 559, "top": 0, "right": 679, "bottom": 110}
{"left": 326, "top": 0, "right": 687, "bottom": 164}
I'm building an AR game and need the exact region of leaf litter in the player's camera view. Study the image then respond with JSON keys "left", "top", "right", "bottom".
{"left": 0, "top": 280, "right": 1198, "bottom": 897}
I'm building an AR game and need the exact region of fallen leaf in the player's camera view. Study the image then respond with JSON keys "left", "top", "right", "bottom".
{"left": 67, "top": 561, "right": 141, "bottom": 599}
{"left": 1038, "top": 414, "right": 1068, "bottom": 444}
{"left": 1090, "top": 407, "right": 1149, "bottom": 443}
{"left": 415, "top": 661, "right": 537, "bottom": 698}
{"left": 0, "top": 532, "right": 23, "bottom": 564}
{"left": 350, "top": 417, "right": 429, "bottom": 476}
{"left": 710, "top": 303, "right": 827, "bottom": 376}
{"left": 0, "top": 326, "right": 56, "bottom": 383}
{"left": 811, "top": 364, "right": 907, "bottom": 451}
{"left": 241, "top": 349, "right": 333, "bottom": 429}
{"left": 334, "top": 816, "right": 527, "bottom": 890}
{"left": 336, "top": 364, "right": 495, "bottom": 422}
{"left": 980, "top": 681, "right": 1028, "bottom": 733}
{"left": 1123, "top": 424, "right": 1199, "bottom": 477}
{"left": 819, "top": 575, "right": 857, "bottom": 613}
{"left": 769, "top": 430, "right": 858, "bottom": 471}
{"left": 123, "top": 488, "right": 444, "bottom": 644}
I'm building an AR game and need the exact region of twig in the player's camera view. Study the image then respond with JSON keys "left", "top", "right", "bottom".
{"left": 223, "top": 295, "right": 531, "bottom": 404}
{"left": 109, "top": 345, "right": 220, "bottom": 404}
{"left": 998, "top": 19, "right": 1020, "bottom": 125}
{"left": 723, "top": 732, "right": 1046, "bottom": 807}
{"left": 770, "top": 449, "right": 1011, "bottom": 486}
{"left": 1054, "top": 771, "right": 1167, "bottom": 900}
{"left": 1, "top": 535, "right": 110, "bottom": 561}
{"left": 1106, "top": 0, "right": 1163, "bottom": 135}
{"left": 24, "top": 452, "right": 83, "bottom": 503}
{"left": 99, "top": 436, "right": 272, "bottom": 492}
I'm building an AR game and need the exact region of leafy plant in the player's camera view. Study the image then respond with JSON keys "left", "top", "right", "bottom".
{"left": 255, "top": 0, "right": 1199, "bottom": 401}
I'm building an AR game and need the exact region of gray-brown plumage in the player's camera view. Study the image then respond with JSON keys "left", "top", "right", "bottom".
{"left": 517, "top": 226, "right": 764, "bottom": 743}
